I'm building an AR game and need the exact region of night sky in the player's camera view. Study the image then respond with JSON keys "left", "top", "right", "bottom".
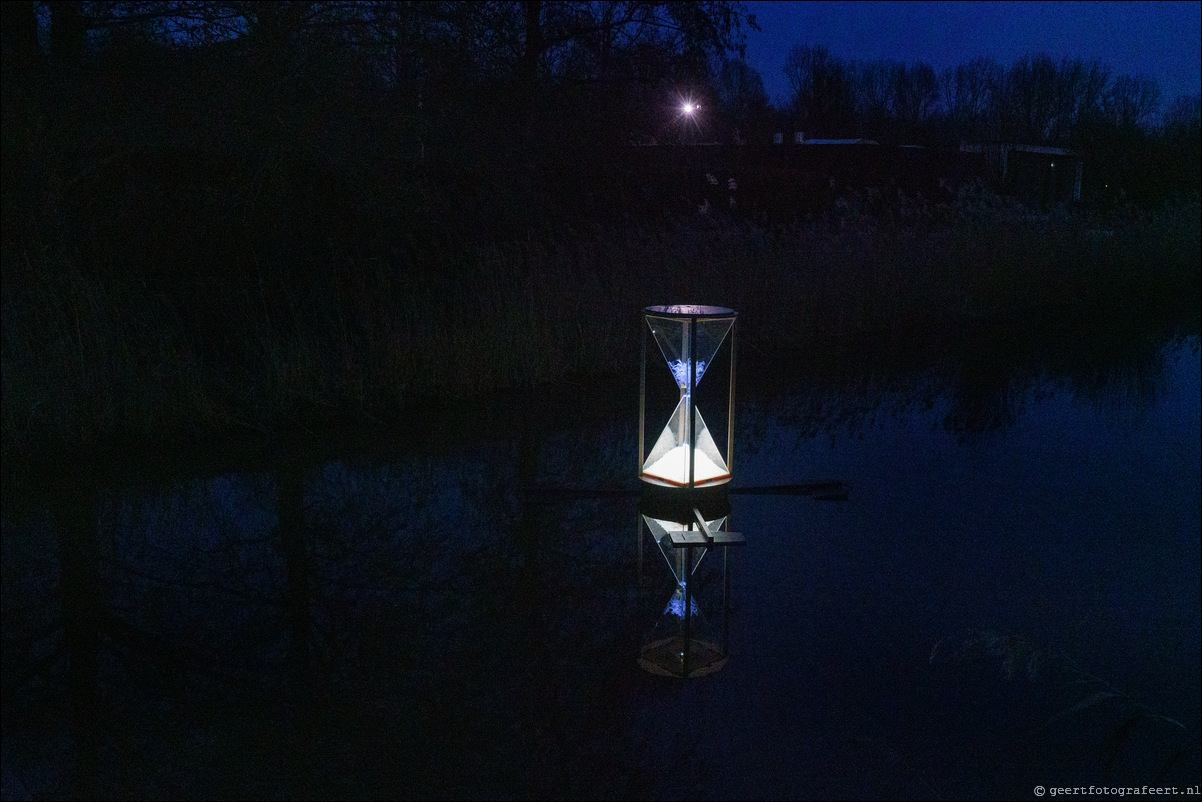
{"left": 743, "top": 1, "right": 1202, "bottom": 109}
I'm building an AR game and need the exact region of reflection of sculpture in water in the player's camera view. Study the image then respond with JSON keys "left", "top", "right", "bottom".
{"left": 637, "top": 494, "right": 743, "bottom": 678}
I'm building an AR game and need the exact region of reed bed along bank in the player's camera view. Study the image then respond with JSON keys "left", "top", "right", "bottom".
{"left": 2, "top": 199, "right": 1199, "bottom": 464}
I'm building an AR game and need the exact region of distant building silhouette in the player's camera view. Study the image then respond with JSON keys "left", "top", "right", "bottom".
{"left": 961, "top": 143, "right": 1083, "bottom": 205}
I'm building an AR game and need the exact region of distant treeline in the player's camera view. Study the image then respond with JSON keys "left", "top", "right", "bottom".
{"left": 774, "top": 45, "right": 1200, "bottom": 147}
{"left": 2, "top": 1, "right": 1199, "bottom": 255}
{"left": 4, "top": 2, "right": 1196, "bottom": 148}
{"left": 769, "top": 45, "right": 1201, "bottom": 204}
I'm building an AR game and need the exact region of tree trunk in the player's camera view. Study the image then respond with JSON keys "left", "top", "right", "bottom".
{"left": 1, "top": 1, "right": 42, "bottom": 73}
{"left": 58, "top": 482, "right": 101, "bottom": 799}
{"left": 277, "top": 462, "right": 315, "bottom": 794}
{"left": 48, "top": 1, "right": 86, "bottom": 72}
{"left": 520, "top": 1, "right": 543, "bottom": 86}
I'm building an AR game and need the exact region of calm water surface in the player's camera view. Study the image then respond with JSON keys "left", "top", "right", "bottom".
{"left": 3, "top": 338, "right": 1199, "bottom": 800}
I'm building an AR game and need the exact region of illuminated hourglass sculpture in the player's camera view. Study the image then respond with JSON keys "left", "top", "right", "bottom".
{"left": 639, "top": 305, "right": 736, "bottom": 490}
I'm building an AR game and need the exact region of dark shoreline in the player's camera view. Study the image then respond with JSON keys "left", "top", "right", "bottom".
{"left": 3, "top": 198, "right": 1199, "bottom": 469}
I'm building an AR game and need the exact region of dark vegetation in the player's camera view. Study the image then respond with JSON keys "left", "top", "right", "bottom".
{"left": 1, "top": 1, "right": 1199, "bottom": 464}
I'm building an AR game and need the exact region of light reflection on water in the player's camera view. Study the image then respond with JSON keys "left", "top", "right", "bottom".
{"left": 2, "top": 338, "right": 1198, "bottom": 799}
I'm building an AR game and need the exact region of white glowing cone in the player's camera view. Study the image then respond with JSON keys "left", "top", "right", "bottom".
{"left": 642, "top": 398, "right": 729, "bottom": 485}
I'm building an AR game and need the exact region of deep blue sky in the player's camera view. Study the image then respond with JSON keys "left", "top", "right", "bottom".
{"left": 742, "top": 1, "right": 1202, "bottom": 108}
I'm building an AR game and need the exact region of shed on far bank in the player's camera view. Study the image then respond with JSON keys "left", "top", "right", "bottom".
{"left": 961, "top": 143, "right": 1083, "bottom": 207}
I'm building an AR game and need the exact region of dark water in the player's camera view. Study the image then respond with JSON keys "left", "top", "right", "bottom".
{"left": 3, "top": 338, "right": 1199, "bottom": 800}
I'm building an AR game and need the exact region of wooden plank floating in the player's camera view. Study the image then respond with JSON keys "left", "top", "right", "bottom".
{"left": 668, "top": 530, "right": 745, "bottom": 548}
{"left": 522, "top": 482, "right": 849, "bottom": 500}
{"left": 730, "top": 482, "right": 849, "bottom": 500}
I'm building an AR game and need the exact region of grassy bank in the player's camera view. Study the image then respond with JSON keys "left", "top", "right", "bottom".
{"left": 2, "top": 198, "right": 1198, "bottom": 464}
